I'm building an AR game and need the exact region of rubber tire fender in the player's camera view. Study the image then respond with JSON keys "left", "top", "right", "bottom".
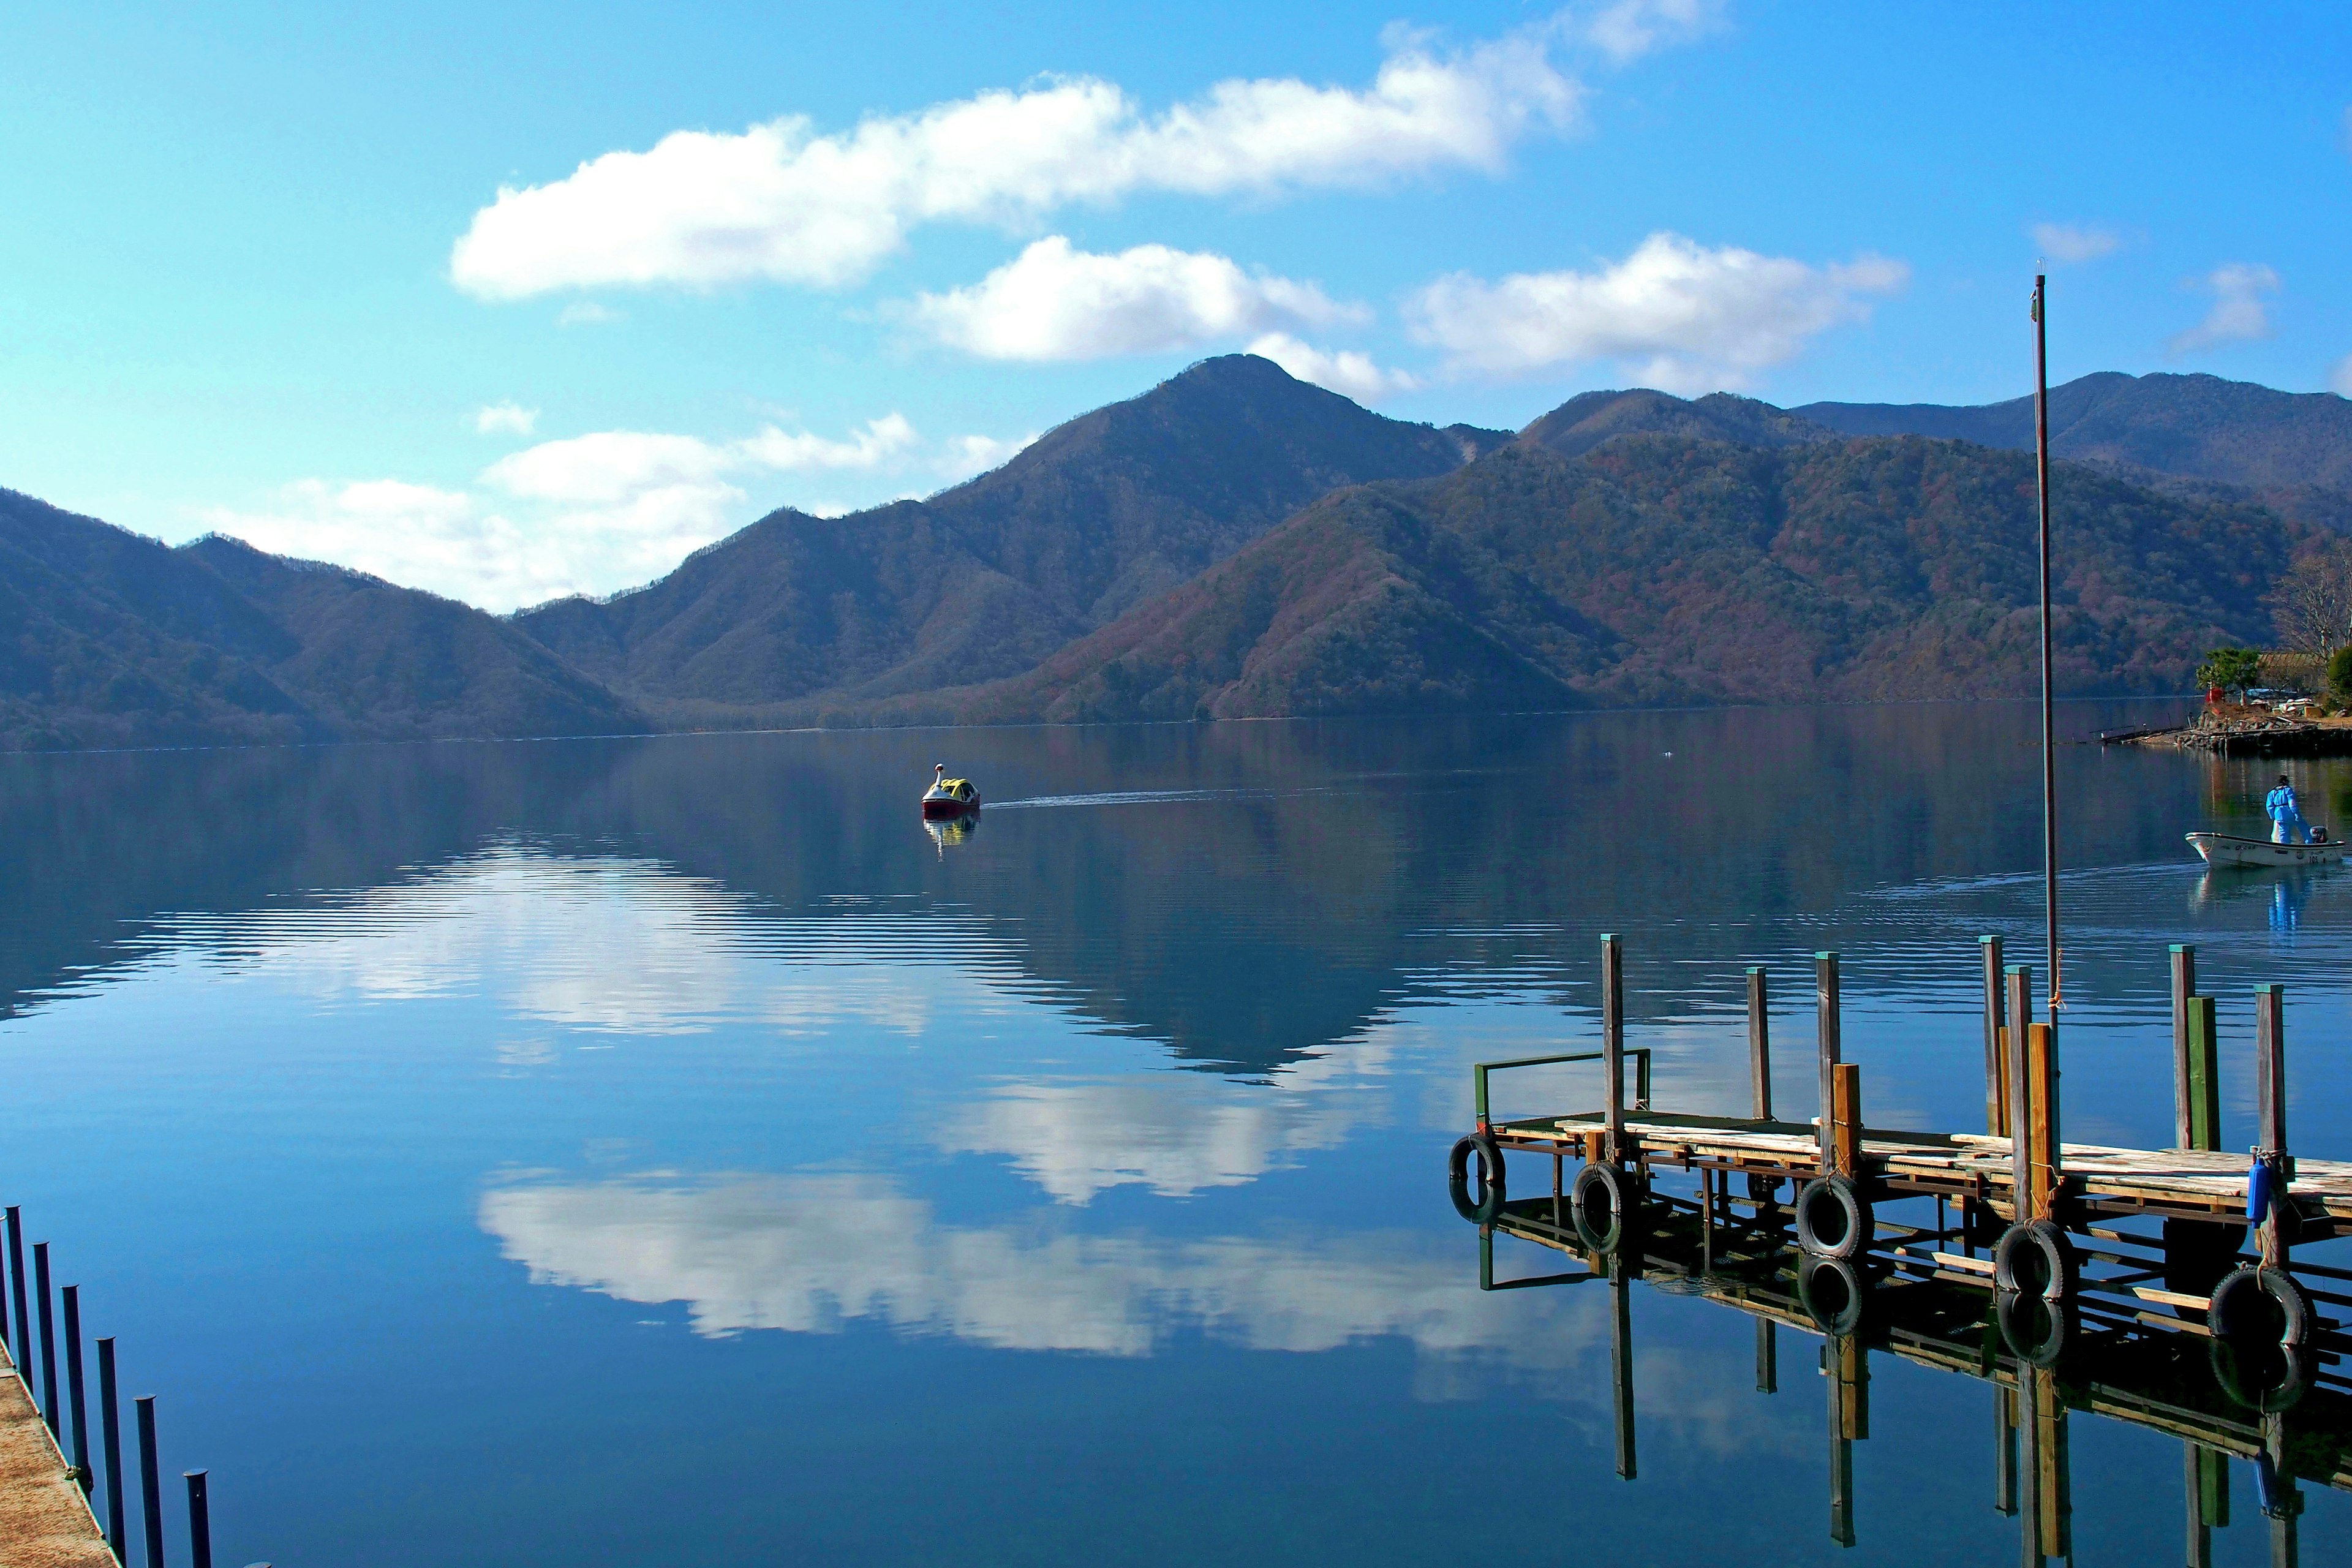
{"left": 2211, "top": 1338, "right": 2312, "bottom": 1416}
{"left": 1996, "top": 1289, "right": 2071, "bottom": 1368}
{"left": 1570, "top": 1161, "right": 1632, "bottom": 1253}
{"left": 1447, "top": 1134, "right": 1506, "bottom": 1224}
{"left": 1798, "top": 1257, "right": 1867, "bottom": 1336}
{"left": 1794, "top": 1175, "right": 1874, "bottom": 1261}
{"left": 1994, "top": 1218, "right": 2080, "bottom": 1302}
{"left": 2209, "top": 1264, "right": 2314, "bottom": 1349}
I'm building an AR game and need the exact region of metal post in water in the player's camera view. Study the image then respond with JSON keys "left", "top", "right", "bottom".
{"left": 2032, "top": 273, "right": 2062, "bottom": 1012}
{"left": 99, "top": 1337, "right": 126, "bottom": 1555}
{"left": 62, "top": 1284, "right": 89, "bottom": 1491}
{"left": 33, "top": 1242, "right": 56, "bottom": 1436}
{"left": 185, "top": 1471, "right": 212, "bottom": 1568}
{"left": 4, "top": 1208, "right": 23, "bottom": 1370}
{"left": 138, "top": 1394, "right": 163, "bottom": 1568}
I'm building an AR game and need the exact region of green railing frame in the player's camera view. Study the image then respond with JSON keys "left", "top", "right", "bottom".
{"left": 1475, "top": 1047, "right": 1652, "bottom": 1126}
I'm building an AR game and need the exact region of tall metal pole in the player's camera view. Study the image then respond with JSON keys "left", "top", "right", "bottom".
{"left": 2033, "top": 274, "right": 2061, "bottom": 1012}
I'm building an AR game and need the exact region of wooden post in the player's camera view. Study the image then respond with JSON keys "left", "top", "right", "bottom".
{"left": 2033, "top": 1368, "right": 2071, "bottom": 1562}
{"left": 1747, "top": 966, "right": 1773, "bottom": 1121}
{"left": 2170, "top": 944, "right": 2197, "bottom": 1150}
{"left": 1995, "top": 1387, "right": 2019, "bottom": 1518}
{"left": 1816, "top": 952, "right": 1841, "bottom": 1173}
{"left": 2026, "top": 1024, "right": 2060, "bottom": 1218}
{"left": 1981, "top": 936, "right": 2005, "bottom": 1136}
{"left": 1826, "top": 1335, "right": 1865, "bottom": 1548}
{"left": 2186, "top": 996, "right": 2220, "bottom": 1152}
{"left": 1831, "top": 1064, "right": 1863, "bottom": 1178}
{"left": 1602, "top": 933, "right": 1625, "bottom": 1162}
{"left": 2255, "top": 985, "right": 2288, "bottom": 1159}
{"left": 1608, "top": 1254, "right": 1635, "bottom": 1480}
{"left": 2255, "top": 985, "right": 2290, "bottom": 1267}
{"left": 2185, "top": 1442, "right": 2227, "bottom": 1568}
{"left": 1755, "top": 1319, "right": 1777, "bottom": 1394}
{"left": 2007, "top": 965, "right": 2032, "bottom": 1222}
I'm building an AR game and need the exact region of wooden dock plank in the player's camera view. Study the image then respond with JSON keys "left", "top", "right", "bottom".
{"left": 0, "top": 1346, "right": 111, "bottom": 1568}
{"left": 1493, "top": 1112, "right": 2352, "bottom": 1219}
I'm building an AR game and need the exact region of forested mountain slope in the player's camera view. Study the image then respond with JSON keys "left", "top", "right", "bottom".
{"left": 513, "top": 355, "right": 1511, "bottom": 722}
{"left": 873, "top": 433, "right": 2305, "bottom": 725}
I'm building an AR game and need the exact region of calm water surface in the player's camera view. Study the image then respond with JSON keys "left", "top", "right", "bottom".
{"left": 4, "top": 703, "right": 2350, "bottom": 1564}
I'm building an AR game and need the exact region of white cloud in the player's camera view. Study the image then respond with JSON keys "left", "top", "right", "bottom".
{"left": 2169, "top": 262, "right": 2280, "bottom": 356}
{"left": 1405, "top": 231, "right": 1907, "bottom": 392}
{"left": 911, "top": 237, "right": 1356, "bottom": 360}
{"left": 1583, "top": 0, "right": 1725, "bottom": 63}
{"left": 203, "top": 413, "right": 932, "bottom": 610}
{"left": 474, "top": 401, "right": 540, "bottom": 437}
{"left": 1246, "top": 333, "right": 1420, "bottom": 402}
{"left": 195, "top": 479, "right": 557, "bottom": 603}
{"left": 2330, "top": 353, "right": 2352, "bottom": 398}
{"left": 448, "top": 26, "right": 1581, "bottom": 298}
{"left": 2030, "top": 222, "right": 2123, "bottom": 265}
{"left": 937, "top": 431, "right": 1040, "bottom": 483}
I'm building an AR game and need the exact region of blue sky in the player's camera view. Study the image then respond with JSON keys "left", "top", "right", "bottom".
{"left": 3, "top": 0, "right": 2348, "bottom": 609}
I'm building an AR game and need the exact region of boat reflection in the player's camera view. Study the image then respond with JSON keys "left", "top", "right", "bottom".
{"left": 1473, "top": 1188, "right": 2348, "bottom": 1564}
{"left": 924, "top": 811, "right": 981, "bottom": 854}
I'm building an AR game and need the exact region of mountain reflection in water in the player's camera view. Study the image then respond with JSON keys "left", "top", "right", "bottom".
{"left": 7, "top": 704, "right": 2352, "bottom": 1564}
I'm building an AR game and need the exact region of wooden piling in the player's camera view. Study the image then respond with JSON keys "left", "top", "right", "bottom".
{"left": 1995, "top": 1388, "right": 2019, "bottom": 1518}
{"left": 2185, "top": 996, "right": 2220, "bottom": 1153}
{"left": 1608, "top": 1257, "right": 1635, "bottom": 1480}
{"left": 2007, "top": 965, "right": 2032, "bottom": 1221}
{"left": 1755, "top": 1319, "right": 1776, "bottom": 1395}
{"left": 1602, "top": 934, "right": 1625, "bottom": 1162}
{"left": 2255, "top": 985, "right": 2288, "bottom": 1160}
{"left": 2026, "top": 1023, "right": 2060, "bottom": 1219}
{"left": 2185, "top": 1443, "right": 2226, "bottom": 1568}
{"left": 2032, "top": 1368, "right": 2072, "bottom": 1562}
{"left": 2256, "top": 984, "right": 2290, "bottom": 1266}
{"left": 1830, "top": 1064, "right": 1863, "bottom": 1179}
{"left": 1746, "top": 967, "right": 1772, "bottom": 1121}
{"left": 1815, "top": 952, "right": 1841, "bottom": 1173}
{"left": 1981, "top": 936, "right": 2005, "bottom": 1137}
{"left": 2169, "top": 944, "right": 2196, "bottom": 1150}
{"left": 1826, "top": 1335, "right": 1865, "bottom": 1548}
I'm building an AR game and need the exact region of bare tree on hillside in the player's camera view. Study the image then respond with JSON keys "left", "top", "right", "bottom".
{"left": 2268, "top": 540, "right": 2352, "bottom": 655}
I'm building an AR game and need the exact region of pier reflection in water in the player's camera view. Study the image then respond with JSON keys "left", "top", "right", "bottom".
{"left": 1476, "top": 1182, "right": 2341, "bottom": 1565}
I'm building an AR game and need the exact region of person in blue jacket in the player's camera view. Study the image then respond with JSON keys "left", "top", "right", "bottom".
{"left": 2266, "top": 774, "right": 2305, "bottom": 843}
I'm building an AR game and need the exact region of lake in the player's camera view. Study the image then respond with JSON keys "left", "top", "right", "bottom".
{"left": 3, "top": 700, "right": 2348, "bottom": 1564}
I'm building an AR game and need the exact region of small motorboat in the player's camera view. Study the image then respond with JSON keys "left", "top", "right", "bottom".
{"left": 2185, "top": 830, "right": 2345, "bottom": 869}
{"left": 921, "top": 763, "right": 980, "bottom": 820}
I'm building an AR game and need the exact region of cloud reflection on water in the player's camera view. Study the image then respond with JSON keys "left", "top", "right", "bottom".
{"left": 478, "top": 1171, "right": 1600, "bottom": 1375}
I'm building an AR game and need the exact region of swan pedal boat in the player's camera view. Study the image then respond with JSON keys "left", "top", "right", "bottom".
{"left": 2185, "top": 831, "right": 2345, "bottom": 869}
{"left": 922, "top": 777, "right": 981, "bottom": 820}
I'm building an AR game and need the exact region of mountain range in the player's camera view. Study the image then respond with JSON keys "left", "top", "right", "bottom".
{"left": 6, "top": 360, "right": 2349, "bottom": 750}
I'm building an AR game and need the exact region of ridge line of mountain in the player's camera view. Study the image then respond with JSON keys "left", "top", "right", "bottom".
{"left": 6, "top": 355, "right": 2348, "bottom": 750}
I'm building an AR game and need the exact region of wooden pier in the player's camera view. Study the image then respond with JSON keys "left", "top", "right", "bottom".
{"left": 1471, "top": 1193, "right": 2345, "bottom": 1562}
{"left": 1449, "top": 937, "right": 2351, "bottom": 1431}
{"left": 0, "top": 1338, "right": 113, "bottom": 1567}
